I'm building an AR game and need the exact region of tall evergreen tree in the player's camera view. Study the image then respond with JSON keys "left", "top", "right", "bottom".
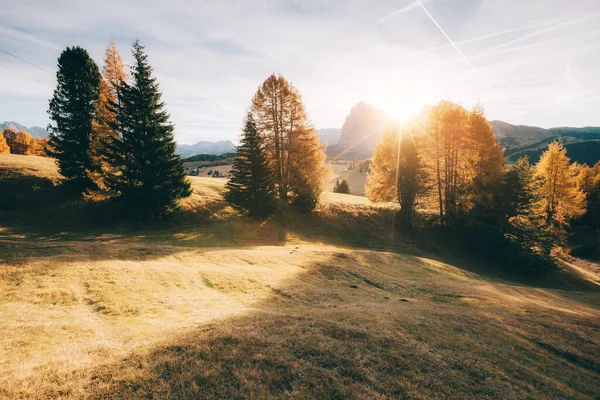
{"left": 107, "top": 40, "right": 191, "bottom": 218}
{"left": 47, "top": 46, "right": 101, "bottom": 191}
{"left": 225, "top": 113, "right": 276, "bottom": 217}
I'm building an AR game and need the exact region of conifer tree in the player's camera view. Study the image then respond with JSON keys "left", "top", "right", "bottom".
{"left": 536, "top": 141, "right": 586, "bottom": 240}
{"left": 225, "top": 113, "right": 276, "bottom": 217}
{"left": 333, "top": 178, "right": 351, "bottom": 194}
{"left": 48, "top": 46, "right": 101, "bottom": 191}
{"left": 578, "top": 162, "right": 600, "bottom": 228}
{"left": 0, "top": 131, "right": 9, "bottom": 153}
{"left": 107, "top": 40, "right": 191, "bottom": 218}
{"left": 502, "top": 157, "right": 552, "bottom": 254}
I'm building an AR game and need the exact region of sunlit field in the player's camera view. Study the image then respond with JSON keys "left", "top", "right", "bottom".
{"left": 1, "top": 153, "right": 599, "bottom": 399}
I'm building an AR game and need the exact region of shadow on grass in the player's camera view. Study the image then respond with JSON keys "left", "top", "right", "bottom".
{"left": 2, "top": 188, "right": 599, "bottom": 293}
{"left": 8, "top": 249, "right": 597, "bottom": 400}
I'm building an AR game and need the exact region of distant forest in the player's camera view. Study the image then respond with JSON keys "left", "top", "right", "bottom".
{"left": 184, "top": 153, "right": 236, "bottom": 163}
{"left": 507, "top": 141, "right": 600, "bottom": 165}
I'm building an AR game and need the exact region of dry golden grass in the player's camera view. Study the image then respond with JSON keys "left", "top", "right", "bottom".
{"left": 1, "top": 154, "right": 599, "bottom": 399}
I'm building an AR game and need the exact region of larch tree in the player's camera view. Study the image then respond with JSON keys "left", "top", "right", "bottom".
{"left": 366, "top": 123, "right": 425, "bottom": 224}
{"left": 0, "top": 131, "right": 10, "bottom": 153}
{"left": 4, "top": 129, "right": 34, "bottom": 155}
{"left": 31, "top": 137, "right": 49, "bottom": 157}
{"left": 536, "top": 141, "right": 586, "bottom": 239}
{"left": 48, "top": 46, "right": 101, "bottom": 192}
{"left": 92, "top": 39, "right": 127, "bottom": 188}
{"left": 250, "top": 74, "right": 329, "bottom": 211}
{"left": 225, "top": 113, "right": 276, "bottom": 217}
{"left": 420, "top": 101, "right": 471, "bottom": 225}
{"left": 468, "top": 104, "right": 505, "bottom": 223}
{"left": 107, "top": 40, "right": 191, "bottom": 218}
{"left": 366, "top": 124, "right": 400, "bottom": 202}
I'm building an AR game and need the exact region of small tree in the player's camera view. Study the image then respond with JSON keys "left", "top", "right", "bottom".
{"left": 107, "top": 40, "right": 191, "bottom": 218}
{"left": 48, "top": 46, "right": 101, "bottom": 192}
{"left": 333, "top": 178, "right": 351, "bottom": 194}
{"left": 0, "top": 131, "right": 9, "bottom": 153}
{"left": 225, "top": 113, "right": 276, "bottom": 217}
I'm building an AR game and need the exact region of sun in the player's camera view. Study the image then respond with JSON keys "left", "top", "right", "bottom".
{"left": 373, "top": 96, "right": 424, "bottom": 124}
{"left": 387, "top": 106, "right": 415, "bottom": 123}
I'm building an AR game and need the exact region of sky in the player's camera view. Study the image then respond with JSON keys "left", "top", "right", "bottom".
{"left": 1, "top": 0, "right": 599, "bottom": 144}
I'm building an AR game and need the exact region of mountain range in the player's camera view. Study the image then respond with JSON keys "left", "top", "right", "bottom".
{"left": 175, "top": 140, "right": 236, "bottom": 158}
{"left": 0, "top": 121, "right": 49, "bottom": 138}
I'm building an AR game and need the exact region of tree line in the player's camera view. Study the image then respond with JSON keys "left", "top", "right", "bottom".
{"left": 366, "top": 100, "right": 599, "bottom": 258}
{"left": 0, "top": 128, "right": 48, "bottom": 156}
{"left": 43, "top": 40, "right": 329, "bottom": 219}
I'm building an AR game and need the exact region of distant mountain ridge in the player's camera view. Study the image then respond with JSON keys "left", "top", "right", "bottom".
{"left": 176, "top": 140, "right": 236, "bottom": 158}
{"left": 490, "top": 120, "right": 600, "bottom": 165}
{"left": 0, "top": 121, "right": 49, "bottom": 137}
{"left": 317, "top": 128, "right": 341, "bottom": 146}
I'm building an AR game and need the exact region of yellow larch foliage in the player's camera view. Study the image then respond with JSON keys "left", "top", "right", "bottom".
{"left": 536, "top": 140, "right": 586, "bottom": 231}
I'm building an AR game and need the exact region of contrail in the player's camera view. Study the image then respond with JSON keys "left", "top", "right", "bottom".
{"left": 411, "top": 14, "right": 568, "bottom": 56}
{"left": 480, "top": 10, "right": 600, "bottom": 55}
{"left": 0, "top": 48, "right": 53, "bottom": 75}
{"left": 0, "top": 62, "right": 53, "bottom": 87}
{"left": 414, "top": 0, "right": 506, "bottom": 105}
{"left": 438, "top": 25, "right": 600, "bottom": 68}
{"left": 376, "top": 0, "right": 427, "bottom": 26}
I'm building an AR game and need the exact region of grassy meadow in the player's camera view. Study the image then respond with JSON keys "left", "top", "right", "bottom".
{"left": 1, "top": 153, "right": 599, "bottom": 399}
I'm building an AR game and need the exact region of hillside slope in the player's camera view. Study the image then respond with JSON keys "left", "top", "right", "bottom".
{"left": 1, "top": 154, "right": 599, "bottom": 399}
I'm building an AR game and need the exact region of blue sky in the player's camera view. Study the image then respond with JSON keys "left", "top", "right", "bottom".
{"left": 1, "top": 0, "right": 599, "bottom": 144}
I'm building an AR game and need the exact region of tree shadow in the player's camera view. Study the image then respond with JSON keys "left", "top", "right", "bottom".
{"left": 9, "top": 249, "right": 597, "bottom": 399}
